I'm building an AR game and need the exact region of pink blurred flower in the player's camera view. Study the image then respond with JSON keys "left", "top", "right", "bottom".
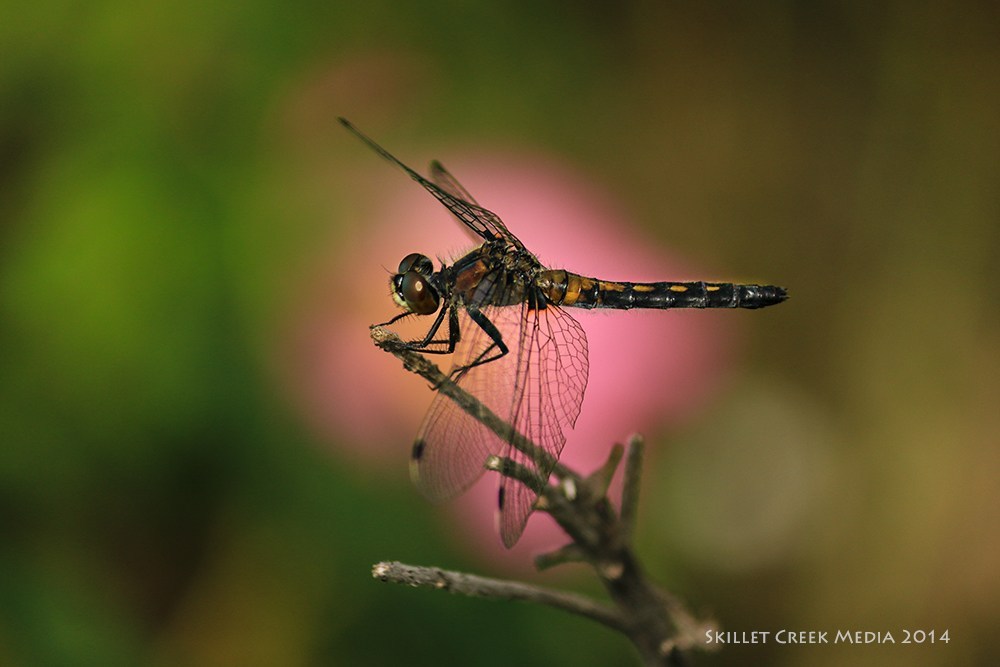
{"left": 281, "top": 143, "right": 741, "bottom": 566}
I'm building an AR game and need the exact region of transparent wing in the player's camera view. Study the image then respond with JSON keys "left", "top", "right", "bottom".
{"left": 409, "top": 305, "right": 518, "bottom": 502}
{"left": 496, "top": 301, "right": 589, "bottom": 547}
{"left": 429, "top": 160, "right": 525, "bottom": 250}
{"left": 410, "top": 296, "right": 589, "bottom": 548}
{"left": 340, "top": 118, "right": 524, "bottom": 249}
{"left": 428, "top": 159, "right": 481, "bottom": 204}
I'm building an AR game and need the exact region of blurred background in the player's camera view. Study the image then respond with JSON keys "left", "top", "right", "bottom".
{"left": 1, "top": 1, "right": 997, "bottom": 665}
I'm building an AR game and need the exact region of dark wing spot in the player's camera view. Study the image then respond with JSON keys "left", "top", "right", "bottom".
{"left": 497, "top": 486, "right": 506, "bottom": 510}
{"left": 411, "top": 439, "right": 425, "bottom": 461}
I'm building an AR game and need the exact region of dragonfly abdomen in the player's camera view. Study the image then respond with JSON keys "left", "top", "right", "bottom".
{"left": 538, "top": 270, "right": 787, "bottom": 310}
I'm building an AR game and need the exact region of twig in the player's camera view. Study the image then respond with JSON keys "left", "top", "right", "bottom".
{"left": 485, "top": 455, "right": 547, "bottom": 494}
{"left": 372, "top": 561, "right": 626, "bottom": 632}
{"left": 370, "top": 327, "right": 716, "bottom": 665}
{"left": 620, "top": 434, "right": 645, "bottom": 542}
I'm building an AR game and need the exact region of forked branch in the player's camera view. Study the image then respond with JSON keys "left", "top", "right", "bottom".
{"left": 370, "top": 326, "right": 717, "bottom": 666}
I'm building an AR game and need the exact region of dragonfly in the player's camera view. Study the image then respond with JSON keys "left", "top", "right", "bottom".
{"left": 340, "top": 118, "right": 787, "bottom": 547}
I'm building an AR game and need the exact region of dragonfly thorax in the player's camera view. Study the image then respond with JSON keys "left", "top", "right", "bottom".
{"left": 391, "top": 252, "right": 440, "bottom": 315}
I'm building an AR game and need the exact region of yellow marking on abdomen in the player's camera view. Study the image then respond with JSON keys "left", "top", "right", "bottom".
{"left": 706, "top": 285, "right": 721, "bottom": 292}
{"left": 632, "top": 284, "right": 655, "bottom": 292}
{"left": 669, "top": 285, "right": 688, "bottom": 293}
{"left": 563, "top": 274, "right": 595, "bottom": 306}
{"left": 599, "top": 281, "right": 627, "bottom": 292}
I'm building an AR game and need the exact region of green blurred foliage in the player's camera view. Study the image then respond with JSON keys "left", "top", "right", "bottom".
{"left": 1, "top": 1, "right": 998, "bottom": 665}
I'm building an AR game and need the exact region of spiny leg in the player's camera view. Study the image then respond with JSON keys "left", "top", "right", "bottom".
{"left": 450, "top": 306, "right": 509, "bottom": 382}
{"left": 380, "top": 305, "right": 458, "bottom": 354}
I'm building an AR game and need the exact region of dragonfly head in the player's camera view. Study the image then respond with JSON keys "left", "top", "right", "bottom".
{"left": 391, "top": 253, "right": 440, "bottom": 315}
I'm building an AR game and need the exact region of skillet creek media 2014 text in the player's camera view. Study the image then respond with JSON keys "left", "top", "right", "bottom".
{"left": 704, "top": 629, "right": 950, "bottom": 645}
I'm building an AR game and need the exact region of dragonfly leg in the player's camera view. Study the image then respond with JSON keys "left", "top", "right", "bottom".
{"left": 375, "top": 311, "right": 410, "bottom": 328}
{"left": 450, "top": 306, "right": 508, "bottom": 382}
{"left": 382, "top": 305, "right": 458, "bottom": 354}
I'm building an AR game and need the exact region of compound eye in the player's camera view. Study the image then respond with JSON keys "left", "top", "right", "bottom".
{"left": 399, "top": 271, "right": 439, "bottom": 315}
{"left": 398, "top": 253, "right": 434, "bottom": 276}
